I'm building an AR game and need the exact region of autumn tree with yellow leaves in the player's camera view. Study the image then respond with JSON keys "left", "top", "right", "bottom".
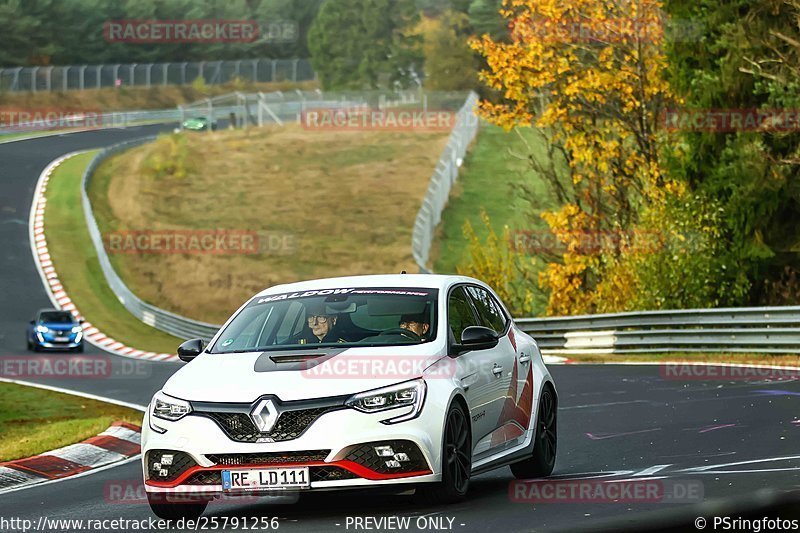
{"left": 470, "top": 0, "right": 683, "bottom": 315}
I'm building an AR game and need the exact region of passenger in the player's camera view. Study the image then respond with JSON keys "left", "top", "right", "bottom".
{"left": 398, "top": 312, "right": 430, "bottom": 340}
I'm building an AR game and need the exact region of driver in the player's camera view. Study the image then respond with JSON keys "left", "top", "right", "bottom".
{"left": 399, "top": 312, "right": 430, "bottom": 340}
{"left": 292, "top": 302, "right": 347, "bottom": 344}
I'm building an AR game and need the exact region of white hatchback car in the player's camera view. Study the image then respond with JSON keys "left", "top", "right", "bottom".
{"left": 142, "top": 274, "right": 557, "bottom": 519}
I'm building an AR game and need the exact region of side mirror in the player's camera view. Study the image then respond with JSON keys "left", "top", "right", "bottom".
{"left": 453, "top": 326, "right": 499, "bottom": 355}
{"left": 177, "top": 338, "right": 205, "bottom": 362}
{"left": 79, "top": 319, "right": 85, "bottom": 324}
{"left": 29, "top": 320, "right": 35, "bottom": 325}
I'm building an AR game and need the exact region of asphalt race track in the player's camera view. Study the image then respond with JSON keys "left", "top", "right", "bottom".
{"left": 2, "top": 127, "right": 800, "bottom": 532}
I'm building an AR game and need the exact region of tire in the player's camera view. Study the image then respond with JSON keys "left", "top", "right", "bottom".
{"left": 510, "top": 385, "right": 557, "bottom": 479}
{"left": 415, "top": 401, "right": 471, "bottom": 505}
{"left": 26, "top": 338, "right": 32, "bottom": 351}
{"left": 147, "top": 493, "right": 207, "bottom": 520}
{"left": 74, "top": 343, "right": 84, "bottom": 353}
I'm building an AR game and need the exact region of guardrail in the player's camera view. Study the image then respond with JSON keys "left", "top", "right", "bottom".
{"left": 412, "top": 91, "right": 479, "bottom": 273}
{"left": 516, "top": 306, "right": 800, "bottom": 354}
{"left": 81, "top": 136, "right": 222, "bottom": 341}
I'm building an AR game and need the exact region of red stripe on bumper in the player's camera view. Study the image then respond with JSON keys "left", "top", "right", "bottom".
{"left": 146, "top": 460, "right": 432, "bottom": 488}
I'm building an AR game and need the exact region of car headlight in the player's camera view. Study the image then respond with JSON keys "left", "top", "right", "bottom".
{"left": 36, "top": 325, "right": 48, "bottom": 333}
{"left": 71, "top": 326, "right": 82, "bottom": 333}
{"left": 345, "top": 379, "right": 426, "bottom": 424}
{"left": 151, "top": 391, "right": 192, "bottom": 422}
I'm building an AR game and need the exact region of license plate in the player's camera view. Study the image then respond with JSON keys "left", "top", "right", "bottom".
{"left": 221, "top": 467, "right": 310, "bottom": 491}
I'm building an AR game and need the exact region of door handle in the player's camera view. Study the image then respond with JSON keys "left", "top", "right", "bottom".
{"left": 519, "top": 353, "right": 531, "bottom": 364}
{"left": 492, "top": 364, "right": 503, "bottom": 376}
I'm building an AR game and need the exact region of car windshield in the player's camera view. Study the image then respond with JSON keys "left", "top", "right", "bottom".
{"left": 39, "top": 312, "right": 75, "bottom": 324}
{"left": 210, "top": 287, "right": 438, "bottom": 353}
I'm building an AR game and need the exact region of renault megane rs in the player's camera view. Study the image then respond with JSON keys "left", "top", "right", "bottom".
{"left": 142, "top": 274, "right": 558, "bottom": 519}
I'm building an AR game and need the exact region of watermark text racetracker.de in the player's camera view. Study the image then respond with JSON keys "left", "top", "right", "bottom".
{"left": 660, "top": 108, "right": 800, "bottom": 132}
{"left": 0, "top": 107, "right": 103, "bottom": 132}
{"left": 299, "top": 108, "right": 474, "bottom": 132}
{"left": 510, "top": 478, "right": 704, "bottom": 504}
{"left": 104, "top": 230, "right": 295, "bottom": 256}
{"left": 300, "top": 356, "right": 457, "bottom": 380}
{"left": 660, "top": 363, "right": 800, "bottom": 381}
{"left": 0, "top": 355, "right": 151, "bottom": 380}
{"left": 104, "top": 479, "right": 271, "bottom": 506}
{"left": 103, "top": 19, "right": 297, "bottom": 44}
{"left": 509, "top": 16, "right": 704, "bottom": 44}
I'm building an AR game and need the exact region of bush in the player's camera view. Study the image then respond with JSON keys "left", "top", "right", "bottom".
{"left": 143, "top": 134, "right": 194, "bottom": 182}
{"left": 598, "top": 195, "right": 752, "bottom": 312}
{"left": 456, "top": 211, "right": 538, "bottom": 316}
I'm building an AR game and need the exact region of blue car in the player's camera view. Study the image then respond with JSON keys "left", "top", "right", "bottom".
{"left": 27, "top": 309, "right": 84, "bottom": 352}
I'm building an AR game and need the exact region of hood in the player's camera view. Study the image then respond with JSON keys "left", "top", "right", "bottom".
{"left": 162, "top": 345, "right": 447, "bottom": 403}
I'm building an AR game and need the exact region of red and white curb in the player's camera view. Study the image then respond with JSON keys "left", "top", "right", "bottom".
{"left": 0, "top": 421, "right": 141, "bottom": 494}
{"left": 29, "top": 153, "right": 177, "bottom": 362}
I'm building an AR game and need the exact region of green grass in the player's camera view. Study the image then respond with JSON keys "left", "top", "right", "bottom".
{"left": 432, "top": 124, "right": 557, "bottom": 274}
{"left": 0, "top": 383, "right": 142, "bottom": 461}
{"left": 43, "top": 152, "right": 185, "bottom": 354}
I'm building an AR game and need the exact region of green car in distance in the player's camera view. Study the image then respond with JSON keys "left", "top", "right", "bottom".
{"left": 181, "top": 116, "right": 217, "bottom": 131}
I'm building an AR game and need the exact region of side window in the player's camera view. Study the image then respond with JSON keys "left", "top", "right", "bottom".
{"left": 448, "top": 287, "right": 479, "bottom": 343}
{"left": 466, "top": 286, "right": 507, "bottom": 333}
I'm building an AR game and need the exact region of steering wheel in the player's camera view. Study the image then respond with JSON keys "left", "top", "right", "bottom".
{"left": 378, "top": 327, "right": 422, "bottom": 341}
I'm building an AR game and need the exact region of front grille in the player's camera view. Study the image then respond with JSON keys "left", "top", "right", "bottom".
{"left": 343, "top": 440, "right": 429, "bottom": 474}
{"left": 185, "top": 471, "right": 220, "bottom": 485}
{"left": 200, "top": 406, "right": 341, "bottom": 443}
{"left": 205, "top": 450, "right": 330, "bottom": 466}
{"left": 146, "top": 450, "right": 196, "bottom": 482}
{"left": 311, "top": 466, "right": 358, "bottom": 482}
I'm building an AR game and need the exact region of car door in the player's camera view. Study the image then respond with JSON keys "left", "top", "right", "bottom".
{"left": 464, "top": 285, "right": 527, "bottom": 453}
{"left": 447, "top": 285, "right": 510, "bottom": 457}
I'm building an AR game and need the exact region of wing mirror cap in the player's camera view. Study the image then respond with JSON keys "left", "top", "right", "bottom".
{"left": 453, "top": 326, "right": 500, "bottom": 355}
{"left": 177, "top": 338, "right": 205, "bottom": 362}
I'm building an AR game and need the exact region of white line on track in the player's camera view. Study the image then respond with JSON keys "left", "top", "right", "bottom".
{"left": 632, "top": 464, "right": 671, "bottom": 477}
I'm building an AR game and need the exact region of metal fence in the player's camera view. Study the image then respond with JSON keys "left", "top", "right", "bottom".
{"left": 1, "top": 58, "right": 314, "bottom": 92}
{"left": 176, "top": 88, "right": 455, "bottom": 128}
{"left": 516, "top": 307, "right": 800, "bottom": 354}
{"left": 412, "top": 91, "right": 480, "bottom": 273}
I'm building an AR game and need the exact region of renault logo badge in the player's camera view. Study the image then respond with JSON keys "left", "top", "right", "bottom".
{"left": 250, "top": 399, "right": 278, "bottom": 432}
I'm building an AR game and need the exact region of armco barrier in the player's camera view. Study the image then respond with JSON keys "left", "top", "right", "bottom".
{"left": 516, "top": 306, "right": 800, "bottom": 354}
